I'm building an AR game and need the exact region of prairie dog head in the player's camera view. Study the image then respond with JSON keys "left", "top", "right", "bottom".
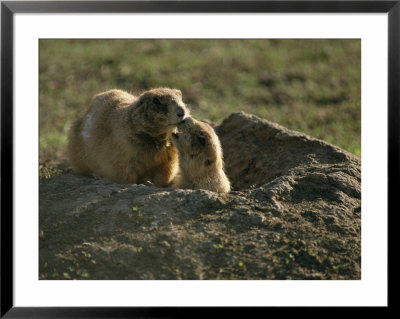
{"left": 134, "top": 88, "right": 189, "bottom": 134}
{"left": 172, "top": 117, "right": 224, "bottom": 173}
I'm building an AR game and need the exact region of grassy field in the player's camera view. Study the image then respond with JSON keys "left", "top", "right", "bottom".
{"left": 39, "top": 39, "right": 360, "bottom": 176}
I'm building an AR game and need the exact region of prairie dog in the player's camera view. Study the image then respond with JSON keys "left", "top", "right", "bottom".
{"left": 171, "top": 117, "right": 231, "bottom": 193}
{"left": 68, "top": 88, "right": 189, "bottom": 186}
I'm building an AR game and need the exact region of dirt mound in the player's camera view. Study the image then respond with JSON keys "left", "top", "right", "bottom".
{"left": 39, "top": 112, "right": 361, "bottom": 280}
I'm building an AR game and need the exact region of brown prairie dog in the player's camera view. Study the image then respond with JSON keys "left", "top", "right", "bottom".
{"left": 68, "top": 88, "right": 189, "bottom": 186}
{"left": 171, "top": 117, "right": 231, "bottom": 193}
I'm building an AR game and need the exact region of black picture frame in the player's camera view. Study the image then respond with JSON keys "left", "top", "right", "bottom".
{"left": 1, "top": 0, "right": 396, "bottom": 317}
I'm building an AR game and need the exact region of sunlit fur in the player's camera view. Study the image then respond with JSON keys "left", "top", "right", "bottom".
{"left": 68, "top": 88, "right": 189, "bottom": 186}
{"left": 172, "top": 117, "right": 231, "bottom": 193}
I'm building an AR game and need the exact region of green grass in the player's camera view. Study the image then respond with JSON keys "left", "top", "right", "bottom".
{"left": 39, "top": 39, "right": 361, "bottom": 169}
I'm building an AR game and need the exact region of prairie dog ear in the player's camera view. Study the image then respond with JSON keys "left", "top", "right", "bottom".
{"left": 173, "top": 89, "right": 182, "bottom": 98}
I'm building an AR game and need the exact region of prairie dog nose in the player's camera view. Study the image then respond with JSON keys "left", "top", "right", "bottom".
{"left": 176, "top": 106, "right": 185, "bottom": 118}
{"left": 178, "top": 116, "right": 194, "bottom": 127}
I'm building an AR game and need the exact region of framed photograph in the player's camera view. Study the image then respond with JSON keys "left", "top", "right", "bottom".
{"left": 1, "top": 0, "right": 396, "bottom": 317}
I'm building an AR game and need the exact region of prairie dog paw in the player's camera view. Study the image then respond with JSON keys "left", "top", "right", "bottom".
{"left": 141, "top": 181, "right": 155, "bottom": 187}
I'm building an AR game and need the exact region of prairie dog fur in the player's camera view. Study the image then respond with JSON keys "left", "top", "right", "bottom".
{"left": 171, "top": 117, "right": 231, "bottom": 193}
{"left": 68, "top": 88, "right": 189, "bottom": 186}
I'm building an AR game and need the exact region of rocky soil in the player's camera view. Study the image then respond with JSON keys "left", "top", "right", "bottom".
{"left": 39, "top": 112, "right": 361, "bottom": 280}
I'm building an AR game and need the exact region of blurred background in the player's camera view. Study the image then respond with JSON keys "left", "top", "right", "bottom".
{"left": 39, "top": 39, "right": 361, "bottom": 178}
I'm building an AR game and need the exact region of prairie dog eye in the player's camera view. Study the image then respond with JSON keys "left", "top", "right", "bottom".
{"left": 198, "top": 136, "right": 206, "bottom": 146}
{"left": 205, "top": 159, "right": 213, "bottom": 166}
{"left": 152, "top": 98, "right": 168, "bottom": 114}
